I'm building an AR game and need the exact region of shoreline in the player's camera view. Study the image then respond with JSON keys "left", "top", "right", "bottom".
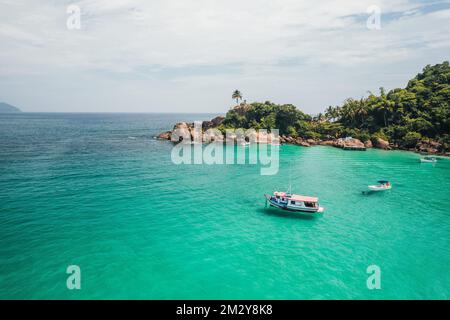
{"left": 157, "top": 120, "right": 450, "bottom": 157}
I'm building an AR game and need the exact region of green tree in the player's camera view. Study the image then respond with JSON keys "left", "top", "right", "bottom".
{"left": 220, "top": 61, "right": 449, "bottom": 152}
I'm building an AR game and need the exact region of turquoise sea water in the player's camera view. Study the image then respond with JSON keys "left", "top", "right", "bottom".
{"left": 0, "top": 113, "right": 449, "bottom": 299}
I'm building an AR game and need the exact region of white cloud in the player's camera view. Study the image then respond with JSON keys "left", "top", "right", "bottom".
{"left": 0, "top": 0, "right": 449, "bottom": 112}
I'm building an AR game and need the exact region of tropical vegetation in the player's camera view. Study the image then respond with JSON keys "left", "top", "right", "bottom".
{"left": 220, "top": 62, "right": 449, "bottom": 151}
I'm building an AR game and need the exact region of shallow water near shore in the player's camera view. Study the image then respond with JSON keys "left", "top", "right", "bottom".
{"left": 0, "top": 113, "right": 449, "bottom": 299}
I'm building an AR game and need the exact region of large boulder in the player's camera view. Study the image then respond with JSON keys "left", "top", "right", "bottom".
{"left": 374, "top": 138, "right": 390, "bottom": 150}
{"left": 202, "top": 120, "right": 214, "bottom": 130}
{"left": 171, "top": 122, "right": 193, "bottom": 143}
{"left": 334, "top": 138, "right": 365, "bottom": 150}
{"left": 364, "top": 140, "right": 373, "bottom": 148}
{"left": 255, "top": 131, "right": 276, "bottom": 143}
{"left": 416, "top": 140, "right": 440, "bottom": 154}
{"left": 319, "top": 140, "right": 335, "bottom": 146}
{"left": 204, "top": 128, "right": 224, "bottom": 142}
{"left": 344, "top": 138, "right": 365, "bottom": 149}
{"left": 172, "top": 122, "right": 190, "bottom": 130}
{"left": 202, "top": 116, "right": 225, "bottom": 130}
{"left": 189, "top": 126, "right": 202, "bottom": 143}
{"left": 157, "top": 131, "right": 171, "bottom": 140}
{"left": 333, "top": 139, "right": 344, "bottom": 148}
{"left": 211, "top": 116, "right": 225, "bottom": 127}
{"left": 224, "top": 131, "right": 237, "bottom": 143}
{"left": 299, "top": 141, "right": 310, "bottom": 147}
{"left": 285, "top": 136, "right": 296, "bottom": 144}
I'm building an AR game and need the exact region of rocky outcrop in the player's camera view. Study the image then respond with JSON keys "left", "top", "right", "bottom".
{"left": 364, "top": 140, "right": 373, "bottom": 148}
{"left": 201, "top": 121, "right": 215, "bottom": 131}
{"left": 202, "top": 116, "right": 224, "bottom": 131}
{"left": 204, "top": 129, "right": 224, "bottom": 142}
{"left": 278, "top": 136, "right": 312, "bottom": 147}
{"left": 333, "top": 138, "right": 366, "bottom": 150}
{"left": 319, "top": 140, "right": 335, "bottom": 146}
{"left": 231, "top": 103, "right": 252, "bottom": 116}
{"left": 171, "top": 122, "right": 193, "bottom": 143}
{"left": 172, "top": 122, "right": 191, "bottom": 131}
{"left": 250, "top": 131, "right": 278, "bottom": 144}
{"left": 284, "top": 136, "right": 296, "bottom": 144}
{"left": 416, "top": 140, "right": 441, "bottom": 154}
{"left": 157, "top": 116, "right": 448, "bottom": 156}
{"left": 211, "top": 116, "right": 225, "bottom": 127}
{"left": 157, "top": 131, "right": 171, "bottom": 140}
{"left": 299, "top": 141, "right": 311, "bottom": 147}
{"left": 373, "top": 138, "right": 390, "bottom": 150}
{"left": 158, "top": 119, "right": 279, "bottom": 145}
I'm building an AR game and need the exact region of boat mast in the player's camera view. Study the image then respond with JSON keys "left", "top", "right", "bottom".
{"left": 287, "top": 161, "right": 292, "bottom": 195}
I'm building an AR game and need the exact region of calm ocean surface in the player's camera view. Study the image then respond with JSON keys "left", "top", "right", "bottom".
{"left": 0, "top": 113, "right": 449, "bottom": 299}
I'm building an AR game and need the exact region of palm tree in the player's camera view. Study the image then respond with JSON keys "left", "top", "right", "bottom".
{"left": 341, "top": 98, "right": 358, "bottom": 127}
{"left": 325, "top": 106, "right": 339, "bottom": 122}
{"left": 376, "top": 87, "right": 393, "bottom": 127}
{"left": 314, "top": 112, "right": 325, "bottom": 122}
{"left": 325, "top": 106, "right": 334, "bottom": 121}
{"left": 355, "top": 99, "right": 368, "bottom": 128}
{"left": 232, "top": 90, "right": 243, "bottom": 105}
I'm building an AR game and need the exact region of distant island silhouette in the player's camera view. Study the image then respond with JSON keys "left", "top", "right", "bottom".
{"left": 0, "top": 102, "right": 22, "bottom": 113}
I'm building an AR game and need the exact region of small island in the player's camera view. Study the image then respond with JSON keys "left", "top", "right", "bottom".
{"left": 0, "top": 102, "right": 22, "bottom": 113}
{"left": 159, "top": 61, "right": 449, "bottom": 156}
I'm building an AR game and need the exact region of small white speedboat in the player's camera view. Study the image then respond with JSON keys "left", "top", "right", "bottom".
{"left": 264, "top": 191, "right": 324, "bottom": 214}
{"left": 368, "top": 180, "right": 392, "bottom": 191}
{"left": 420, "top": 156, "right": 437, "bottom": 163}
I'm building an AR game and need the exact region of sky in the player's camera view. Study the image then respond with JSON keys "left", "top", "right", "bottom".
{"left": 0, "top": 0, "right": 449, "bottom": 114}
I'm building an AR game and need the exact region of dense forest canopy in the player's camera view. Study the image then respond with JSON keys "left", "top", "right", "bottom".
{"left": 220, "top": 62, "right": 450, "bottom": 150}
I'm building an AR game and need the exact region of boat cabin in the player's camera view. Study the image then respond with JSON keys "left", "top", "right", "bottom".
{"left": 273, "top": 192, "right": 319, "bottom": 210}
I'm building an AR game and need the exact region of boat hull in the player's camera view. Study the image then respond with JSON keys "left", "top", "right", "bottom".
{"left": 420, "top": 159, "right": 436, "bottom": 163}
{"left": 265, "top": 195, "right": 324, "bottom": 214}
{"left": 367, "top": 185, "right": 392, "bottom": 191}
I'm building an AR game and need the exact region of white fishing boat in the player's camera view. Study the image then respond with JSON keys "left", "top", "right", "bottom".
{"left": 420, "top": 156, "right": 437, "bottom": 163}
{"left": 367, "top": 180, "right": 392, "bottom": 191}
{"left": 264, "top": 190, "right": 324, "bottom": 214}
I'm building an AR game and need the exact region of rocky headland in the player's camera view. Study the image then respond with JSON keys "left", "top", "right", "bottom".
{"left": 157, "top": 110, "right": 449, "bottom": 156}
